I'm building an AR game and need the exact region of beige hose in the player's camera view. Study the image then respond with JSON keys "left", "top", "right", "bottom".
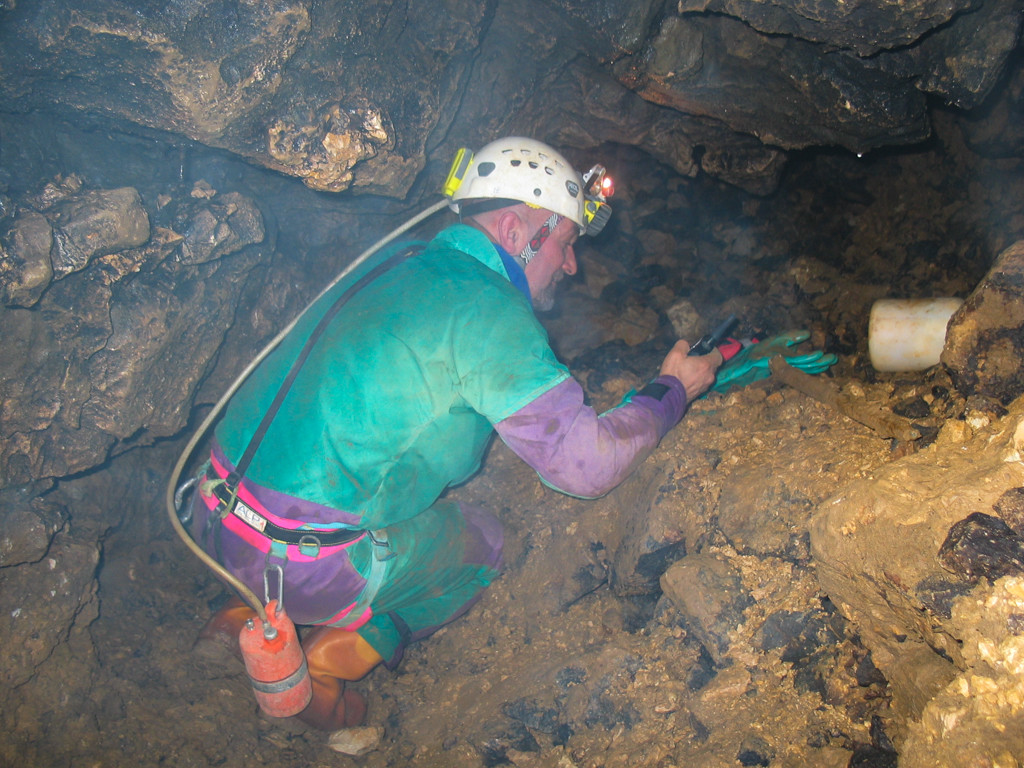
{"left": 165, "top": 198, "right": 450, "bottom": 619}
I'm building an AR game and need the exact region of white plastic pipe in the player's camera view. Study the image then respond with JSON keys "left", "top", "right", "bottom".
{"left": 868, "top": 298, "right": 963, "bottom": 372}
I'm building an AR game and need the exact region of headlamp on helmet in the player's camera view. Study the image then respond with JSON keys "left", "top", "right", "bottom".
{"left": 581, "top": 164, "right": 614, "bottom": 237}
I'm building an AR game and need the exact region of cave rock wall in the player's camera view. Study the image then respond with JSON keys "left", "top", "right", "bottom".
{"left": 0, "top": 179, "right": 269, "bottom": 488}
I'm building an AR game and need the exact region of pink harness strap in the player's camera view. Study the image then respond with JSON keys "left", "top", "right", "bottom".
{"left": 203, "top": 454, "right": 365, "bottom": 563}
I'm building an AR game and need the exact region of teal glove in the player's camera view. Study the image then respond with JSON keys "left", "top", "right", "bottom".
{"left": 708, "top": 330, "right": 837, "bottom": 394}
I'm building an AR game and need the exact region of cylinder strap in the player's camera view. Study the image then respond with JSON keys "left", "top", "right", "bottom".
{"left": 249, "top": 655, "right": 310, "bottom": 694}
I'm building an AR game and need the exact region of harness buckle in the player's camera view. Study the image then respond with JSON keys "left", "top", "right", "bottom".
{"left": 209, "top": 479, "right": 240, "bottom": 519}
{"left": 206, "top": 470, "right": 365, "bottom": 550}
{"left": 367, "top": 529, "right": 397, "bottom": 562}
{"left": 297, "top": 534, "right": 321, "bottom": 559}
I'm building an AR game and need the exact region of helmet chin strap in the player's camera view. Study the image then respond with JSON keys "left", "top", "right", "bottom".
{"left": 519, "top": 212, "right": 561, "bottom": 266}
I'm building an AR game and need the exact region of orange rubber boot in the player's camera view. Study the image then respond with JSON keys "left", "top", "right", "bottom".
{"left": 194, "top": 596, "right": 257, "bottom": 662}
{"left": 295, "top": 627, "right": 384, "bottom": 731}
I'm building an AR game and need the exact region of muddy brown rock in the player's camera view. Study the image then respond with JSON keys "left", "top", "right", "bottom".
{"left": 994, "top": 486, "right": 1024, "bottom": 534}
{"left": 811, "top": 393, "right": 1024, "bottom": 750}
{"left": 609, "top": 461, "right": 694, "bottom": 599}
{"left": 942, "top": 240, "right": 1024, "bottom": 405}
{"left": 660, "top": 552, "right": 753, "bottom": 665}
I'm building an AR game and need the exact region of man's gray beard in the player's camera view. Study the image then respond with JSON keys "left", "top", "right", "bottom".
{"left": 532, "top": 281, "right": 558, "bottom": 312}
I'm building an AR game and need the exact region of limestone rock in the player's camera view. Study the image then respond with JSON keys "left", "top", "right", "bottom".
{"left": 810, "top": 394, "right": 1024, "bottom": 733}
{"left": 942, "top": 240, "right": 1024, "bottom": 405}
{"left": 961, "top": 54, "right": 1024, "bottom": 157}
{"left": 177, "top": 191, "right": 264, "bottom": 265}
{"left": 0, "top": 526, "right": 100, "bottom": 689}
{"left": 1, "top": 0, "right": 1020, "bottom": 195}
{"left": 0, "top": 0, "right": 477, "bottom": 195}
{"left": 0, "top": 186, "right": 149, "bottom": 308}
{"left": 48, "top": 187, "right": 150, "bottom": 277}
{"left": 666, "top": 298, "right": 703, "bottom": 340}
{"left": 660, "top": 552, "right": 753, "bottom": 665}
{"left": 0, "top": 211, "right": 54, "bottom": 307}
{"left": 678, "top": 0, "right": 971, "bottom": 56}
{"left": 899, "top": 576, "right": 1024, "bottom": 768}
{"left": 0, "top": 184, "right": 270, "bottom": 488}
{"left": 327, "top": 725, "right": 384, "bottom": 756}
{"left": 619, "top": 12, "right": 929, "bottom": 155}
{"left": 267, "top": 102, "right": 392, "bottom": 193}
{"left": 0, "top": 483, "right": 64, "bottom": 567}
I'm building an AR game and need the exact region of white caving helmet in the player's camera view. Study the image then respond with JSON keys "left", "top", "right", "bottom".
{"left": 444, "top": 136, "right": 612, "bottom": 239}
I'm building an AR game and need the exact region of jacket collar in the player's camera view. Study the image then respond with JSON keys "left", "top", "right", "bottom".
{"left": 433, "top": 224, "right": 532, "bottom": 302}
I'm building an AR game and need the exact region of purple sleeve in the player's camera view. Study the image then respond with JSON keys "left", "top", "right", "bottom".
{"left": 494, "top": 374, "right": 687, "bottom": 499}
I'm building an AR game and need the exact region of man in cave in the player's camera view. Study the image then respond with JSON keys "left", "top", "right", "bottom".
{"left": 189, "top": 136, "right": 723, "bottom": 730}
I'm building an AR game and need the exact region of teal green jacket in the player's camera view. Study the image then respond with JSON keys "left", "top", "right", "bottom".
{"left": 215, "top": 224, "right": 570, "bottom": 530}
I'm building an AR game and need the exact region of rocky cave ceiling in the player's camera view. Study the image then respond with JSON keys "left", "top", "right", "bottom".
{"left": 1, "top": 0, "right": 1021, "bottom": 199}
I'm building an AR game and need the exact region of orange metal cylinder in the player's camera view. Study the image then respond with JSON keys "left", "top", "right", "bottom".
{"left": 238, "top": 600, "right": 312, "bottom": 718}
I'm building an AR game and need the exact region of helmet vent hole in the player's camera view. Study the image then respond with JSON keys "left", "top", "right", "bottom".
{"left": 510, "top": 159, "right": 522, "bottom": 167}
{"left": 544, "top": 167, "right": 554, "bottom": 175}
{"left": 528, "top": 161, "right": 538, "bottom": 169}
{"left": 477, "top": 162, "right": 495, "bottom": 177}
{"left": 533, "top": 188, "right": 542, "bottom": 197}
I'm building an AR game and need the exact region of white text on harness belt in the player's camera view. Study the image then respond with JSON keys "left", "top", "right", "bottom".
{"left": 233, "top": 499, "right": 268, "bottom": 533}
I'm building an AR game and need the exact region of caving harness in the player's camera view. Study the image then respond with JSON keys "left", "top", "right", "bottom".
{"left": 198, "top": 243, "right": 423, "bottom": 627}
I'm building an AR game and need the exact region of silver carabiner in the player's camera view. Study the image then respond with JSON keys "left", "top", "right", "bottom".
{"left": 263, "top": 563, "right": 286, "bottom": 612}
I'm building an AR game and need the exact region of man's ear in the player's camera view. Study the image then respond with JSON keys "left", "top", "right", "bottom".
{"left": 494, "top": 209, "right": 527, "bottom": 254}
